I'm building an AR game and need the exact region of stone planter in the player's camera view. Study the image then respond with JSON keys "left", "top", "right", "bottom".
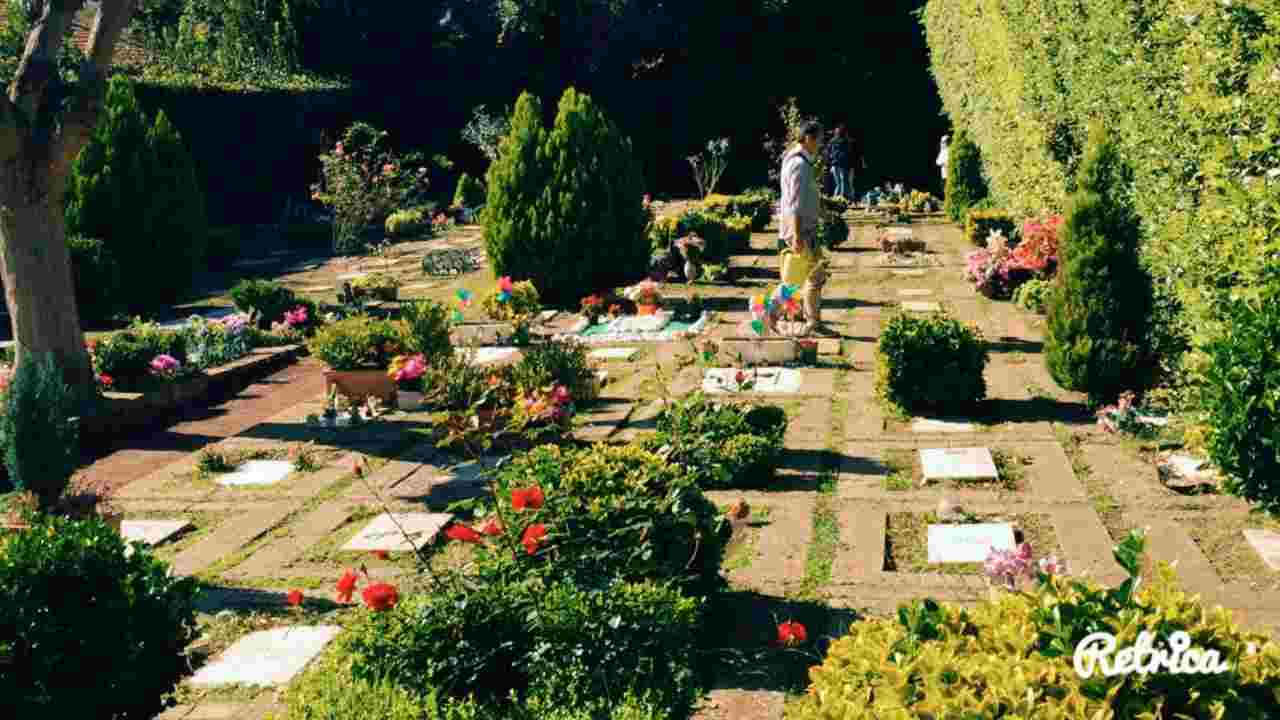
{"left": 452, "top": 322, "right": 513, "bottom": 346}
{"left": 719, "top": 337, "right": 799, "bottom": 366}
{"left": 323, "top": 368, "right": 396, "bottom": 403}
{"left": 396, "top": 390, "right": 425, "bottom": 411}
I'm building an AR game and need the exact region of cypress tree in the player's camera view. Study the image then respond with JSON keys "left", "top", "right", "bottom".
{"left": 944, "top": 129, "right": 988, "bottom": 223}
{"left": 483, "top": 88, "right": 648, "bottom": 307}
{"left": 1045, "top": 124, "right": 1154, "bottom": 404}
{"left": 141, "top": 110, "right": 209, "bottom": 304}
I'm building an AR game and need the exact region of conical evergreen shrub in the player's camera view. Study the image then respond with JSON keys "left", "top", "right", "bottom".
{"left": 65, "top": 77, "right": 207, "bottom": 312}
{"left": 483, "top": 88, "right": 648, "bottom": 307}
{"left": 1044, "top": 124, "right": 1154, "bottom": 404}
{"left": 944, "top": 129, "right": 987, "bottom": 223}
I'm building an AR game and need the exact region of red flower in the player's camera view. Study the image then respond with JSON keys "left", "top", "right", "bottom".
{"left": 445, "top": 523, "right": 484, "bottom": 544}
{"left": 521, "top": 523, "right": 547, "bottom": 555}
{"left": 777, "top": 620, "right": 808, "bottom": 647}
{"left": 481, "top": 517, "right": 503, "bottom": 536}
{"left": 361, "top": 582, "right": 399, "bottom": 611}
{"left": 286, "top": 589, "right": 303, "bottom": 607}
{"left": 735, "top": 370, "right": 747, "bottom": 385}
{"left": 511, "top": 485, "right": 545, "bottom": 511}
{"left": 336, "top": 570, "right": 359, "bottom": 603}
{"left": 97, "top": 374, "right": 113, "bottom": 388}
{"left": 371, "top": 550, "right": 390, "bottom": 560}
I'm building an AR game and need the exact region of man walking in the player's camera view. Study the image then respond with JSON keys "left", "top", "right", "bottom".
{"left": 776, "top": 121, "right": 831, "bottom": 336}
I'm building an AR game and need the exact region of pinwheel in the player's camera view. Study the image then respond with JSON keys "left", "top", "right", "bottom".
{"left": 455, "top": 288, "right": 473, "bottom": 307}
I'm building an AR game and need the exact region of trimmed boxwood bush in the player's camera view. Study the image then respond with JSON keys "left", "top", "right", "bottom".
{"left": 1044, "top": 125, "right": 1153, "bottom": 404}
{"left": 788, "top": 533, "right": 1280, "bottom": 719}
{"left": 229, "top": 279, "right": 298, "bottom": 329}
{"left": 342, "top": 575, "right": 700, "bottom": 717}
{"left": 484, "top": 89, "right": 648, "bottom": 308}
{"left": 385, "top": 208, "right": 428, "bottom": 238}
{"left": 0, "top": 514, "right": 200, "bottom": 719}
{"left": 489, "top": 443, "right": 727, "bottom": 594}
{"left": 965, "top": 208, "right": 1016, "bottom": 247}
{"left": 943, "top": 129, "right": 987, "bottom": 223}
{"left": 640, "top": 392, "right": 787, "bottom": 489}
{"left": 1201, "top": 278, "right": 1280, "bottom": 511}
{"left": 876, "top": 311, "right": 988, "bottom": 412}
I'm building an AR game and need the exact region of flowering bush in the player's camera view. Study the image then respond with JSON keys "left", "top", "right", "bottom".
{"left": 310, "top": 123, "right": 431, "bottom": 254}
{"left": 1013, "top": 277, "right": 1051, "bottom": 313}
{"left": 186, "top": 313, "right": 253, "bottom": 370}
{"left": 386, "top": 354, "right": 427, "bottom": 392}
{"left": 148, "top": 354, "right": 181, "bottom": 381}
{"left": 1095, "top": 390, "right": 1159, "bottom": 437}
{"left": 1010, "top": 215, "right": 1062, "bottom": 276}
{"left": 513, "top": 384, "right": 574, "bottom": 428}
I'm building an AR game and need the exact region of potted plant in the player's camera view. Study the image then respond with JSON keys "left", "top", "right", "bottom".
{"left": 624, "top": 279, "right": 663, "bottom": 315}
{"left": 308, "top": 316, "right": 402, "bottom": 403}
{"left": 388, "top": 353, "right": 427, "bottom": 410}
{"left": 351, "top": 272, "right": 401, "bottom": 302}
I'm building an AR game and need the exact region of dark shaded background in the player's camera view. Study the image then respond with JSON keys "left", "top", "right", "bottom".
{"left": 141, "top": 0, "right": 945, "bottom": 224}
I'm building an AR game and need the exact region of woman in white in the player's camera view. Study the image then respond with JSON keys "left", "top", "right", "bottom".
{"left": 936, "top": 135, "right": 950, "bottom": 189}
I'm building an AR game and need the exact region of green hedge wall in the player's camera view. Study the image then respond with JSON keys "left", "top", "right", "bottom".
{"left": 128, "top": 80, "right": 357, "bottom": 225}
{"left": 923, "top": 0, "right": 1280, "bottom": 355}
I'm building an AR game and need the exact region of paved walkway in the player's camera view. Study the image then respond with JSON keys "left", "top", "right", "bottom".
{"left": 78, "top": 357, "right": 327, "bottom": 496}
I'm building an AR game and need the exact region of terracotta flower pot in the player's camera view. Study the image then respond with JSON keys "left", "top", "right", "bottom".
{"left": 324, "top": 369, "right": 396, "bottom": 404}
{"left": 637, "top": 303, "right": 660, "bottom": 316}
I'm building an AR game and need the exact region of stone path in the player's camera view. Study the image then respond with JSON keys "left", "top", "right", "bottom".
{"left": 91, "top": 219, "right": 1280, "bottom": 720}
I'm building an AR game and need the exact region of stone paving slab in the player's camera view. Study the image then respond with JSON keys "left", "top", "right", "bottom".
{"left": 121, "top": 519, "right": 191, "bottom": 546}
{"left": 694, "top": 689, "right": 785, "bottom": 720}
{"left": 189, "top": 626, "right": 340, "bottom": 687}
{"left": 1244, "top": 529, "right": 1280, "bottom": 572}
{"left": 227, "top": 503, "right": 353, "bottom": 579}
{"left": 341, "top": 512, "right": 453, "bottom": 552}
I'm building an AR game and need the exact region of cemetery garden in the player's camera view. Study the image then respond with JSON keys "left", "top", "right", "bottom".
{"left": 3, "top": 1, "right": 1280, "bottom": 719}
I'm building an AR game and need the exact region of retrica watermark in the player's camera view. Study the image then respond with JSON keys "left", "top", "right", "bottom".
{"left": 1073, "top": 631, "right": 1233, "bottom": 678}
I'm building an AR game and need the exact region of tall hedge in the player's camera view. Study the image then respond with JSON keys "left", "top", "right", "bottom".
{"left": 944, "top": 129, "right": 987, "bottom": 223}
{"left": 923, "top": 0, "right": 1280, "bottom": 371}
{"left": 66, "top": 77, "right": 207, "bottom": 312}
{"left": 1044, "top": 125, "right": 1153, "bottom": 404}
{"left": 484, "top": 88, "right": 648, "bottom": 307}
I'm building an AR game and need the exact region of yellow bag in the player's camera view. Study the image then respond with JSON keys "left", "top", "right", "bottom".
{"left": 781, "top": 248, "right": 821, "bottom": 287}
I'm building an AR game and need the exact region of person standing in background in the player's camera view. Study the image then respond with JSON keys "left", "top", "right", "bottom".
{"left": 936, "top": 135, "right": 950, "bottom": 191}
{"left": 776, "top": 121, "right": 831, "bottom": 336}
{"left": 825, "top": 125, "right": 852, "bottom": 199}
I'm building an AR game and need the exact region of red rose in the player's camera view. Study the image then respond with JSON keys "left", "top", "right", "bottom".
{"left": 481, "top": 518, "right": 503, "bottom": 536}
{"left": 286, "top": 590, "right": 303, "bottom": 607}
{"left": 361, "top": 582, "right": 399, "bottom": 612}
{"left": 511, "top": 485, "right": 545, "bottom": 511}
{"left": 445, "top": 523, "right": 483, "bottom": 544}
{"left": 777, "top": 620, "right": 807, "bottom": 647}
{"left": 521, "top": 523, "right": 547, "bottom": 555}
{"left": 336, "top": 570, "right": 359, "bottom": 603}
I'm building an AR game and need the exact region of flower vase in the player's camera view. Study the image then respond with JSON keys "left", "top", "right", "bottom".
{"left": 684, "top": 260, "right": 700, "bottom": 283}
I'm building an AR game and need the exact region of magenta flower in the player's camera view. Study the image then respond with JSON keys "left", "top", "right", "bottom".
{"left": 149, "top": 354, "right": 181, "bottom": 380}
{"left": 283, "top": 306, "right": 309, "bottom": 327}
{"left": 983, "top": 542, "right": 1035, "bottom": 590}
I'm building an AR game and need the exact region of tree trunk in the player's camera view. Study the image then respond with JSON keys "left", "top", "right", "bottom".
{"left": 0, "top": 195, "right": 96, "bottom": 409}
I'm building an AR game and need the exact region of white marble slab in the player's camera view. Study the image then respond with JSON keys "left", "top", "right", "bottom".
{"left": 342, "top": 512, "right": 453, "bottom": 552}
{"left": 902, "top": 301, "right": 941, "bottom": 312}
{"left": 589, "top": 347, "right": 639, "bottom": 361}
{"left": 189, "top": 626, "right": 340, "bottom": 687}
{"left": 215, "top": 460, "right": 293, "bottom": 487}
{"left": 455, "top": 346, "right": 520, "bottom": 365}
{"left": 1243, "top": 529, "right": 1280, "bottom": 572}
{"left": 702, "top": 367, "right": 803, "bottom": 395}
{"left": 892, "top": 269, "right": 927, "bottom": 277}
{"left": 911, "top": 418, "right": 977, "bottom": 434}
{"left": 928, "top": 523, "right": 1016, "bottom": 563}
{"left": 336, "top": 272, "right": 369, "bottom": 281}
{"left": 121, "top": 520, "right": 191, "bottom": 546}
{"left": 897, "top": 289, "right": 933, "bottom": 297}
{"left": 919, "top": 447, "right": 998, "bottom": 482}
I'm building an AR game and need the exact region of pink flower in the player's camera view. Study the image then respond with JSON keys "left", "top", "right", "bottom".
{"left": 983, "top": 542, "right": 1035, "bottom": 590}
{"left": 497, "top": 276, "right": 515, "bottom": 294}
{"left": 334, "top": 142, "right": 344, "bottom": 156}
{"left": 283, "top": 306, "right": 308, "bottom": 327}
{"left": 551, "top": 385, "right": 571, "bottom": 405}
{"left": 382, "top": 163, "right": 395, "bottom": 176}
{"left": 149, "top": 354, "right": 180, "bottom": 379}
{"left": 1038, "top": 556, "right": 1067, "bottom": 576}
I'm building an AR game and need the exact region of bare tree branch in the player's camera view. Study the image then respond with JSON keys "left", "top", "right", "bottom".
{"left": 8, "top": 0, "right": 87, "bottom": 120}
{"left": 53, "top": 0, "right": 138, "bottom": 170}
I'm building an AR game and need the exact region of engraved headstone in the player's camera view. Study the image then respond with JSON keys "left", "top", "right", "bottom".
{"left": 928, "top": 523, "right": 1016, "bottom": 563}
